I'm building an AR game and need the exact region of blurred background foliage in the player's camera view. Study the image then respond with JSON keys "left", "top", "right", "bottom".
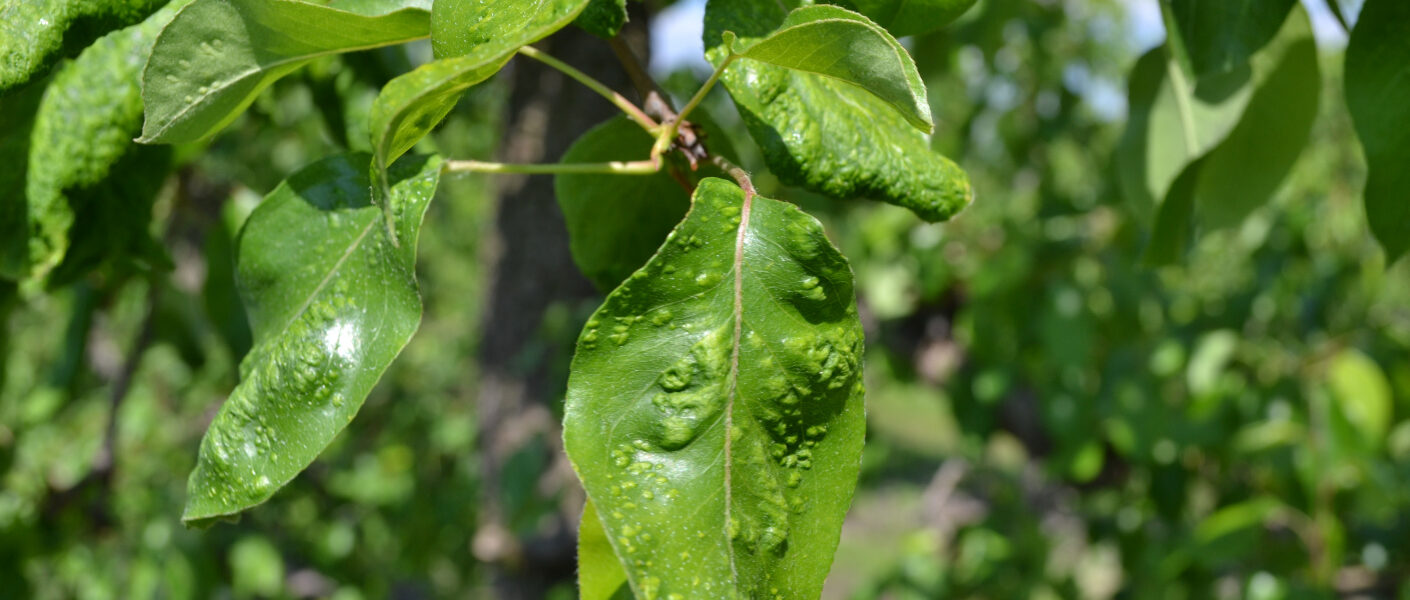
{"left": 3, "top": 0, "right": 1409, "bottom": 598}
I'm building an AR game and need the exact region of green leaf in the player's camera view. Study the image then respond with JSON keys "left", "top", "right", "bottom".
{"left": 575, "top": 0, "right": 627, "bottom": 39}
{"left": 1327, "top": 349, "right": 1392, "bottom": 445}
{"left": 579, "top": 499, "right": 632, "bottom": 600}
{"left": 563, "top": 178, "right": 865, "bottom": 598}
{"left": 183, "top": 153, "right": 441, "bottom": 525}
{"left": 705, "top": 0, "right": 970, "bottom": 223}
{"left": 139, "top": 0, "right": 431, "bottom": 144}
{"left": 555, "top": 115, "right": 691, "bottom": 292}
{"left": 1345, "top": 0, "right": 1410, "bottom": 261}
{"left": 728, "top": 4, "right": 931, "bottom": 132}
{"left": 373, "top": 0, "right": 588, "bottom": 189}
{"left": 0, "top": 79, "right": 47, "bottom": 280}
{"left": 831, "top": 0, "right": 977, "bottom": 37}
{"left": 0, "top": 0, "right": 166, "bottom": 92}
{"left": 430, "top": 0, "right": 587, "bottom": 58}
{"left": 1144, "top": 159, "right": 1201, "bottom": 266}
{"left": 6, "top": 1, "right": 185, "bottom": 286}
{"left": 1193, "top": 8, "right": 1318, "bottom": 229}
{"left": 1166, "top": 0, "right": 1296, "bottom": 77}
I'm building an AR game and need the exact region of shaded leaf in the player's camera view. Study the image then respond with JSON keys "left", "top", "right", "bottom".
{"left": 430, "top": 0, "right": 587, "bottom": 58}
{"left": 578, "top": 499, "right": 632, "bottom": 600}
{"left": 730, "top": 4, "right": 931, "bottom": 132}
{"left": 1144, "top": 158, "right": 1201, "bottom": 266}
{"left": 831, "top": 0, "right": 977, "bottom": 38}
{"left": 0, "top": 0, "right": 166, "bottom": 92}
{"left": 705, "top": 0, "right": 970, "bottom": 222}
{"left": 0, "top": 79, "right": 47, "bottom": 280}
{"left": 555, "top": 115, "right": 690, "bottom": 292}
{"left": 139, "top": 0, "right": 431, "bottom": 144}
{"left": 576, "top": 0, "right": 627, "bottom": 38}
{"left": 1345, "top": 0, "right": 1410, "bottom": 261}
{"left": 183, "top": 153, "right": 441, "bottom": 525}
{"left": 1166, "top": 0, "right": 1296, "bottom": 77}
{"left": 564, "top": 178, "right": 865, "bottom": 598}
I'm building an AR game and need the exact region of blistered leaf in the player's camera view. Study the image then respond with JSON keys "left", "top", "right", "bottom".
{"left": 730, "top": 4, "right": 931, "bottom": 132}
{"left": 7, "top": 1, "right": 184, "bottom": 285}
{"left": 705, "top": 0, "right": 970, "bottom": 222}
{"left": 430, "top": 0, "right": 587, "bottom": 58}
{"left": 831, "top": 0, "right": 976, "bottom": 38}
{"left": 1345, "top": 0, "right": 1410, "bottom": 261}
{"left": 575, "top": 0, "right": 626, "bottom": 38}
{"left": 183, "top": 153, "right": 441, "bottom": 525}
{"left": 0, "top": 0, "right": 166, "bottom": 92}
{"left": 564, "top": 178, "right": 865, "bottom": 598}
{"left": 578, "top": 499, "right": 632, "bottom": 600}
{"left": 555, "top": 115, "right": 690, "bottom": 292}
{"left": 1165, "top": 0, "right": 1296, "bottom": 77}
{"left": 139, "top": 0, "right": 431, "bottom": 144}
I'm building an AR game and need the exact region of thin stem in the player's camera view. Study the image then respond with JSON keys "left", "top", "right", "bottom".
{"left": 443, "top": 157, "right": 660, "bottom": 175}
{"left": 653, "top": 55, "right": 736, "bottom": 157}
{"left": 516, "top": 46, "right": 659, "bottom": 133}
{"left": 710, "top": 154, "right": 756, "bottom": 197}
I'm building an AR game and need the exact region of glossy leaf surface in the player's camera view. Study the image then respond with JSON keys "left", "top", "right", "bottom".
{"left": 555, "top": 116, "right": 690, "bottom": 292}
{"left": 731, "top": 4, "right": 931, "bottom": 132}
{"left": 1166, "top": 0, "right": 1296, "bottom": 77}
{"left": 831, "top": 0, "right": 976, "bottom": 39}
{"left": 139, "top": 0, "right": 431, "bottom": 144}
{"left": 183, "top": 153, "right": 441, "bottom": 525}
{"left": 564, "top": 178, "right": 865, "bottom": 599}
{"left": 4, "top": 1, "right": 183, "bottom": 285}
{"left": 430, "top": 0, "right": 587, "bottom": 58}
{"left": 1345, "top": 0, "right": 1410, "bottom": 261}
{"left": 705, "top": 0, "right": 970, "bottom": 222}
{"left": 575, "top": 0, "right": 626, "bottom": 38}
{"left": 0, "top": 0, "right": 165, "bottom": 92}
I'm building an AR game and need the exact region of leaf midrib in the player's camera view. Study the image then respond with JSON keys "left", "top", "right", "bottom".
{"left": 722, "top": 187, "right": 755, "bottom": 586}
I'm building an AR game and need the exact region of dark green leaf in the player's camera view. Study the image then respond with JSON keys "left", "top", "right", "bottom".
{"left": 576, "top": 0, "right": 627, "bottom": 39}
{"left": 0, "top": 79, "right": 47, "bottom": 280}
{"left": 1345, "top": 0, "right": 1410, "bottom": 261}
{"left": 727, "top": 4, "right": 931, "bottom": 132}
{"left": 564, "top": 178, "right": 865, "bottom": 598}
{"left": 1144, "top": 159, "right": 1201, "bottom": 266}
{"left": 7, "top": 1, "right": 184, "bottom": 285}
{"left": 705, "top": 0, "right": 970, "bottom": 222}
{"left": 183, "top": 153, "right": 441, "bottom": 525}
{"left": 831, "top": 0, "right": 977, "bottom": 37}
{"left": 430, "top": 0, "right": 587, "bottom": 58}
{"left": 1166, "top": 0, "right": 1296, "bottom": 77}
{"left": 555, "top": 115, "right": 690, "bottom": 292}
{"left": 579, "top": 499, "right": 632, "bottom": 600}
{"left": 139, "top": 0, "right": 431, "bottom": 144}
{"left": 0, "top": 0, "right": 166, "bottom": 92}
{"left": 1194, "top": 9, "right": 1318, "bottom": 229}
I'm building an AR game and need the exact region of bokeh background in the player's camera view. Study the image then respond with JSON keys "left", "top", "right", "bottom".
{"left": 4, "top": 0, "right": 1409, "bottom": 598}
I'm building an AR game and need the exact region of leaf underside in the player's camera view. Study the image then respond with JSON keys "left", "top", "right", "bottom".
{"left": 183, "top": 153, "right": 440, "bottom": 525}
{"left": 564, "top": 178, "right": 865, "bottom": 599}
{"left": 705, "top": 0, "right": 971, "bottom": 223}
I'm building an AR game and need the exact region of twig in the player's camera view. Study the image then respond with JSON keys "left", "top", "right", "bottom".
{"left": 444, "top": 157, "right": 660, "bottom": 175}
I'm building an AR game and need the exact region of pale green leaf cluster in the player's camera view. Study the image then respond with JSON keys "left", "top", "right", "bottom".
{"left": 564, "top": 179, "right": 865, "bottom": 599}
{"left": 183, "top": 153, "right": 441, "bottom": 525}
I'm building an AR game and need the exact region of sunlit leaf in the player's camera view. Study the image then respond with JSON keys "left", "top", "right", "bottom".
{"left": 183, "top": 153, "right": 441, "bottom": 525}
{"left": 564, "top": 178, "right": 865, "bottom": 598}
{"left": 578, "top": 499, "right": 632, "bottom": 600}
{"left": 430, "top": 0, "right": 587, "bottom": 58}
{"left": 0, "top": 0, "right": 166, "bottom": 92}
{"left": 706, "top": 0, "right": 970, "bottom": 222}
{"left": 1345, "top": 0, "right": 1410, "bottom": 261}
{"left": 1327, "top": 349, "right": 1392, "bottom": 445}
{"left": 139, "top": 0, "right": 431, "bottom": 144}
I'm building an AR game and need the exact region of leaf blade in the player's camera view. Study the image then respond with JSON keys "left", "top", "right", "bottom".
{"left": 430, "top": 0, "right": 588, "bottom": 58}
{"left": 0, "top": 0, "right": 167, "bottom": 92}
{"left": 832, "top": 0, "right": 977, "bottom": 37}
{"left": 1345, "top": 0, "right": 1410, "bottom": 261}
{"left": 563, "top": 178, "right": 865, "bottom": 598}
{"left": 183, "top": 153, "right": 441, "bottom": 525}
{"left": 139, "top": 0, "right": 432, "bottom": 144}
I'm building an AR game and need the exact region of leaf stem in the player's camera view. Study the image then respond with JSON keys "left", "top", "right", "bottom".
{"left": 652, "top": 55, "right": 736, "bottom": 157}
{"left": 442, "top": 157, "right": 660, "bottom": 175}
{"left": 516, "top": 46, "right": 659, "bottom": 133}
{"left": 710, "top": 154, "right": 755, "bottom": 197}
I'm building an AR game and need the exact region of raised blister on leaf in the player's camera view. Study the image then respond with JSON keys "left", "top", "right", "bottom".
{"left": 564, "top": 178, "right": 865, "bottom": 598}
{"left": 183, "top": 153, "right": 441, "bottom": 525}
{"left": 430, "top": 0, "right": 588, "bottom": 58}
{"left": 705, "top": 0, "right": 970, "bottom": 222}
{"left": 0, "top": 0, "right": 166, "bottom": 92}
{"left": 139, "top": 0, "right": 432, "bottom": 144}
